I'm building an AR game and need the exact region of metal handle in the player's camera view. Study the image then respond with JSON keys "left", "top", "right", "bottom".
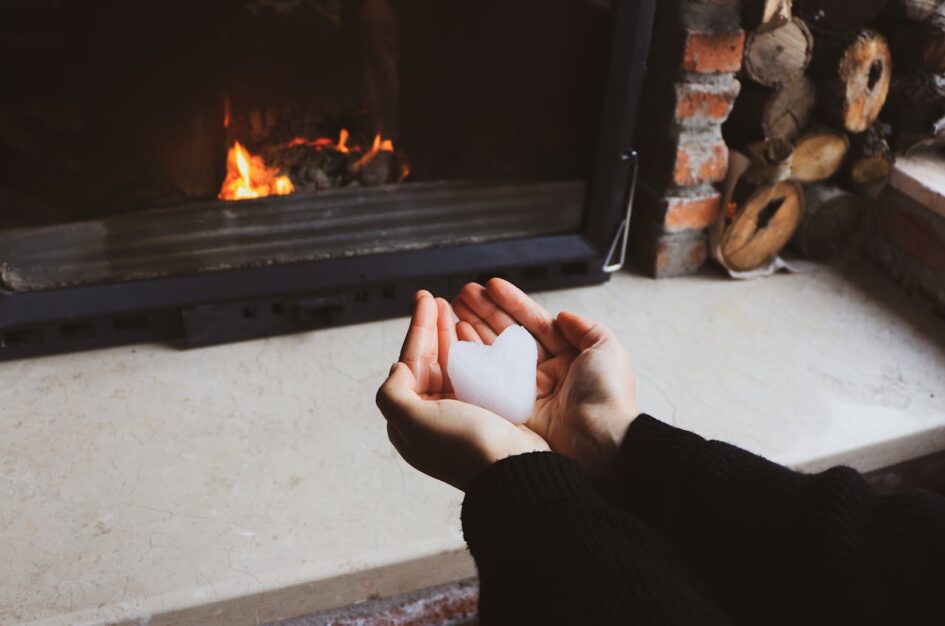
{"left": 602, "top": 150, "right": 639, "bottom": 273}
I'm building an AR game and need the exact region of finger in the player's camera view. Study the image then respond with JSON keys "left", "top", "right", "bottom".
{"left": 458, "top": 282, "right": 518, "bottom": 337}
{"left": 452, "top": 295, "right": 498, "bottom": 344}
{"left": 376, "top": 362, "right": 423, "bottom": 423}
{"left": 436, "top": 297, "right": 458, "bottom": 391}
{"left": 485, "top": 278, "right": 570, "bottom": 357}
{"left": 400, "top": 293, "right": 438, "bottom": 392}
{"left": 456, "top": 320, "right": 483, "bottom": 344}
{"left": 555, "top": 311, "right": 612, "bottom": 351}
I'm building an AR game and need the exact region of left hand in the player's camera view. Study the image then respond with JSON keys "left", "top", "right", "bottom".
{"left": 452, "top": 279, "right": 639, "bottom": 482}
{"left": 377, "top": 290, "right": 550, "bottom": 491}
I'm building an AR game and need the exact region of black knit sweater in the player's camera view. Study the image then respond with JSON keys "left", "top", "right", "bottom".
{"left": 461, "top": 415, "right": 945, "bottom": 625}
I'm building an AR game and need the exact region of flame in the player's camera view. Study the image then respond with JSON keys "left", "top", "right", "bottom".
{"left": 218, "top": 141, "right": 294, "bottom": 200}
{"left": 223, "top": 96, "right": 231, "bottom": 129}
{"left": 285, "top": 128, "right": 350, "bottom": 153}
{"left": 353, "top": 133, "right": 395, "bottom": 169}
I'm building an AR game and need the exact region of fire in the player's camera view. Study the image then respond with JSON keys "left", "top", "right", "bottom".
{"left": 353, "top": 133, "right": 395, "bottom": 169}
{"left": 217, "top": 128, "right": 407, "bottom": 201}
{"left": 285, "top": 128, "right": 350, "bottom": 153}
{"left": 218, "top": 141, "right": 294, "bottom": 201}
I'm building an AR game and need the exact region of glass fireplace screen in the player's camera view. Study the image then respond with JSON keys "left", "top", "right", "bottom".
{"left": 0, "top": 0, "right": 612, "bottom": 291}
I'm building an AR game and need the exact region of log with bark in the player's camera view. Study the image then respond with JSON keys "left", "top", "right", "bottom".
{"left": 921, "top": 4, "right": 945, "bottom": 70}
{"left": 883, "top": 72, "right": 945, "bottom": 152}
{"left": 898, "top": 0, "right": 945, "bottom": 20}
{"left": 741, "top": 0, "right": 793, "bottom": 32}
{"left": 887, "top": 12, "right": 945, "bottom": 72}
{"left": 791, "top": 128, "right": 851, "bottom": 183}
{"left": 924, "top": 31, "right": 945, "bottom": 71}
{"left": 741, "top": 138, "right": 795, "bottom": 184}
{"left": 743, "top": 17, "right": 814, "bottom": 87}
{"left": 796, "top": 0, "right": 891, "bottom": 33}
{"left": 790, "top": 184, "right": 865, "bottom": 259}
{"left": 810, "top": 29, "right": 893, "bottom": 132}
{"left": 720, "top": 179, "right": 805, "bottom": 272}
{"left": 846, "top": 123, "right": 895, "bottom": 186}
{"left": 723, "top": 77, "right": 816, "bottom": 147}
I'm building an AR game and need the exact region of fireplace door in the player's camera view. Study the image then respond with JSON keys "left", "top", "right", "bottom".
{"left": 0, "top": 0, "right": 654, "bottom": 359}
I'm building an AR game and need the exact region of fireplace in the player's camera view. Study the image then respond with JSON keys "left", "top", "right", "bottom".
{"left": 0, "top": 0, "right": 654, "bottom": 359}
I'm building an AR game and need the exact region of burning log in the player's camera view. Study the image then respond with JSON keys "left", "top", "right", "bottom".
{"left": 356, "top": 151, "right": 394, "bottom": 187}
{"left": 743, "top": 17, "right": 814, "bottom": 87}
{"left": 795, "top": 0, "right": 891, "bottom": 33}
{"left": 791, "top": 128, "right": 851, "bottom": 183}
{"left": 229, "top": 128, "right": 410, "bottom": 197}
{"left": 724, "top": 77, "right": 816, "bottom": 147}
{"left": 741, "top": 0, "right": 793, "bottom": 32}
{"left": 846, "top": 123, "right": 895, "bottom": 186}
{"left": 720, "top": 179, "right": 805, "bottom": 272}
{"left": 790, "top": 184, "right": 865, "bottom": 259}
{"left": 810, "top": 29, "right": 892, "bottom": 133}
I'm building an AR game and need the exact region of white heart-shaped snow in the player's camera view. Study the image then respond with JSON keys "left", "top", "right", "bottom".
{"left": 447, "top": 325, "right": 538, "bottom": 424}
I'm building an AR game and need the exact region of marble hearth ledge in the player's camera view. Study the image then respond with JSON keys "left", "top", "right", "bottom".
{"left": 3, "top": 259, "right": 945, "bottom": 626}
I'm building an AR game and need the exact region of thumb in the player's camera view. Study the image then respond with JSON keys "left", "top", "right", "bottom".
{"left": 555, "top": 311, "right": 612, "bottom": 351}
{"left": 376, "top": 362, "right": 422, "bottom": 422}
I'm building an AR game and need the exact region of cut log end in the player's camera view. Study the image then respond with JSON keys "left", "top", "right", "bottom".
{"left": 848, "top": 124, "right": 894, "bottom": 185}
{"left": 792, "top": 129, "right": 851, "bottom": 183}
{"left": 791, "top": 184, "right": 864, "bottom": 259}
{"left": 743, "top": 17, "right": 814, "bottom": 87}
{"left": 850, "top": 155, "right": 893, "bottom": 185}
{"left": 814, "top": 29, "right": 893, "bottom": 133}
{"left": 721, "top": 180, "right": 805, "bottom": 272}
{"left": 840, "top": 32, "right": 893, "bottom": 132}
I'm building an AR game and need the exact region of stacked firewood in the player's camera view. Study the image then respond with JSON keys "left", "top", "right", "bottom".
{"left": 718, "top": 0, "right": 932, "bottom": 271}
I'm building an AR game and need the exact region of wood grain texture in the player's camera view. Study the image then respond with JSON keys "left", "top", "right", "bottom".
{"left": 721, "top": 179, "right": 804, "bottom": 271}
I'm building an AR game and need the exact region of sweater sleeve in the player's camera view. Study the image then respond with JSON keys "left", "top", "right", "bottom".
{"left": 620, "top": 414, "right": 945, "bottom": 626}
{"left": 461, "top": 451, "right": 731, "bottom": 626}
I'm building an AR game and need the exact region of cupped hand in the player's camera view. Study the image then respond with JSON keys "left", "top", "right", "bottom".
{"left": 377, "top": 290, "right": 549, "bottom": 491}
{"left": 452, "top": 279, "right": 639, "bottom": 481}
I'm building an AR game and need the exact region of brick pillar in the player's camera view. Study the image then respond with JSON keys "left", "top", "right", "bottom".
{"left": 630, "top": 0, "right": 743, "bottom": 277}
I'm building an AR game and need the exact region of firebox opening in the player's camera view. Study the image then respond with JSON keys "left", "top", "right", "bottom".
{"left": 1, "top": 0, "right": 612, "bottom": 293}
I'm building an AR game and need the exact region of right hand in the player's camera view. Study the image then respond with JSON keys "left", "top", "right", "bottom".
{"left": 377, "top": 291, "right": 550, "bottom": 492}
{"left": 452, "top": 279, "right": 640, "bottom": 482}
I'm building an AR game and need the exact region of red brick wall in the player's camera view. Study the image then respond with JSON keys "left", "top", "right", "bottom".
{"left": 630, "top": 0, "right": 743, "bottom": 277}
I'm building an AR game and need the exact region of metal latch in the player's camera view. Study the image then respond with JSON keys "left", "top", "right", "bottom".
{"left": 602, "top": 150, "right": 639, "bottom": 273}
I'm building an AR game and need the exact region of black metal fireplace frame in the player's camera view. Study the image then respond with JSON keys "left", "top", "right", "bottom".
{"left": 0, "top": 0, "right": 655, "bottom": 360}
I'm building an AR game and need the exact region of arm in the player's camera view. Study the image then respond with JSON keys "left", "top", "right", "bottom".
{"left": 462, "top": 451, "right": 731, "bottom": 626}
{"left": 377, "top": 290, "right": 731, "bottom": 625}
{"left": 620, "top": 414, "right": 945, "bottom": 626}
{"left": 450, "top": 279, "right": 945, "bottom": 625}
